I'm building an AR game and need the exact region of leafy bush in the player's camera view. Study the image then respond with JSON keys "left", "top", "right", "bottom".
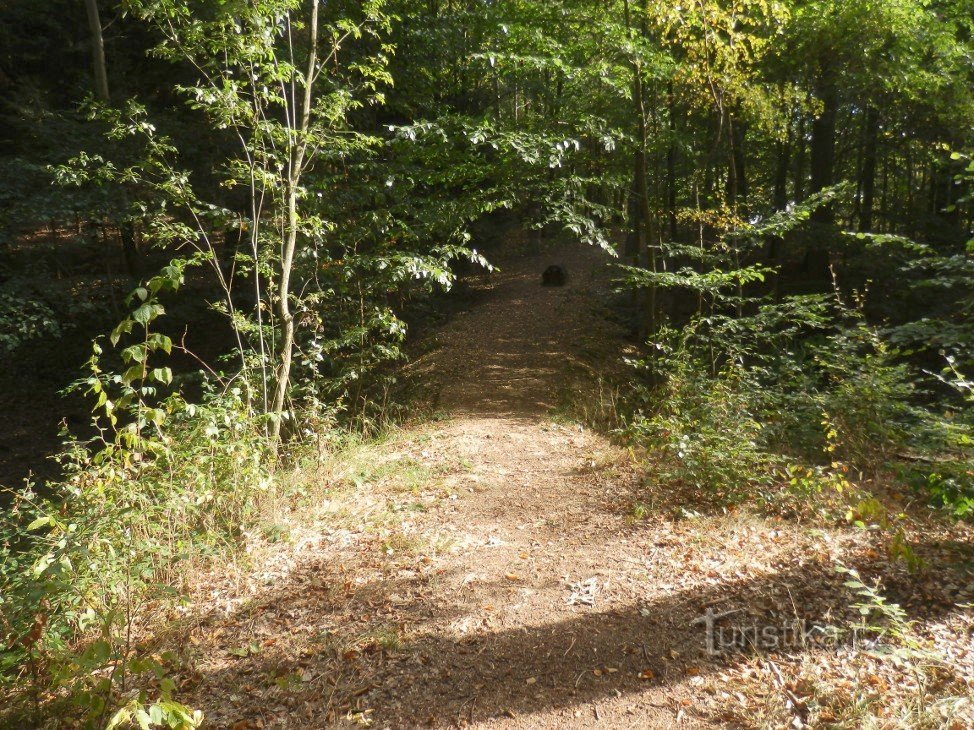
{"left": 0, "top": 277, "right": 100, "bottom": 353}
{"left": 811, "top": 325, "right": 917, "bottom": 466}
{"left": 0, "top": 267, "right": 273, "bottom": 725}
{"left": 907, "top": 464, "right": 974, "bottom": 519}
{"left": 625, "top": 324, "right": 774, "bottom": 498}
{"left": 623, "top": 295, "right": 956, "bottom": 506}
{"left": 903, "top": 358, "right": 974, "bottom": 518}
{"left": 0, "top": 386, "right": 267, "bottom": 726}
{"left": 0, "top": 287, "right": 63, "bottom": 352}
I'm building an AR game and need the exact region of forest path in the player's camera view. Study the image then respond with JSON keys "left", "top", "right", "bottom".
{"left": 176, "top": 241, "right": 835, "bottom": 728}
{"left": 408, "top": 238, "right": 627, "bottom": 417}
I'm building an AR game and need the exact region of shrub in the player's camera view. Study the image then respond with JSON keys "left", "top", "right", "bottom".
{"left": 625, "top": 325, "right": 774, "bottom": 499}
{"left": 623, "top": 299, "right": 957, "bottom": 507}
{"left": 0, "top": 386, "right": 268, "bottom": 726}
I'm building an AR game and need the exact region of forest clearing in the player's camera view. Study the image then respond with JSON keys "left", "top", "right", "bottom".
{"left": 1, "top": 1, "right": 973, "bottom": 728}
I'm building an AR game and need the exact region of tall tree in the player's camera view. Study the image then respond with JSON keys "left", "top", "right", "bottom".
{"left": 83, "top": 0, "right": 110, "bottom": 102}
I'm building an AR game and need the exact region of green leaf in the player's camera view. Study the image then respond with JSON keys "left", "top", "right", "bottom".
{"left": 26, "top": 516, "right": 51, "bottom": 531}
{"left": 122, "top": 365, "right": 145, "bottom": 385}
{"left": 122, "top": 344, "right": 148, "bottom": 365}
{"left": 145, "top": 408, "right": 167, "bottom": 426}
{"left": 111, "top": 319, "right": 134, "bottom": 347}
{"left": 131, "top": 302, "right": 165, "bottom": 326}
{"left": 150, "top": 367, "right": 173, "bottom": 385}
{"left": 147, "top": 333, "right": 173, "bottom": 355}
{"left": 134, "top": 708, "right": 152, "bottom": 730}
{"left": 105, "top": 707, "right": 133, "bottom": 730}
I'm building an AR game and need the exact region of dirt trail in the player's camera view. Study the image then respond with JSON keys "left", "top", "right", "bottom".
{"left": 173, "top": 241, "right": 973, "bottom": 728}
{"left": 180, "top": 241, "right": 714, "bottom": 728}
{"left": 412, "top": 240, "right": 624, "bottom": 417}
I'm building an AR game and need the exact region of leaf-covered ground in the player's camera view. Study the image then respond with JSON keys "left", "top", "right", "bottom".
{"left": 156, "top": 241, "right": 973, "bottom": 728}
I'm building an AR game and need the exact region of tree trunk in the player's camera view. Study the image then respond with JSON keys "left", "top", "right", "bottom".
{"left": 809, "top": 78, "right": 837, "bottom": 222}
{"left": 83, "top": 0, "right": 110, "bottom": 102}
{"left": 119, "top": 221, "right": 142, "bottom": 278}
{"left": 859, "top": 106, "right": 879, "bottom": 232}
{"left": 793, "top": 115, "right": 807, "bottom": 203}
{"left": 767, "top": 123, "right": 792, "bottom": 299}
{"left": 625, "top": 0, "right": 657, "bottom": 341}
{"left": 624, "top": 151, "right": 641, "bottom": 263}
{"left": 772, "top": 129, "right": 791, "bottom": 211}
{"left": 880, "top": 151, "right": 889, "bottom": 232}
{"left": 726, "top": 116, "right": 747, "bottom": 205}
{"left": 906, "top": 144, "right": 916, "bottom": 236}
{"left": 269, "top": 2, "right": 319, "bottom": 446}
{"left": 805, "top": 68, "right": 837, "bottom": 280}
{"left": 666, "top": 83, "right": 678, "bottom": 241}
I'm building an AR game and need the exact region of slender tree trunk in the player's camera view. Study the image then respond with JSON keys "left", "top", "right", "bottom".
{"left": 666, "top": 83, "right": 678, "bottom": 241}
{"left": 939, "top": 153, "right": 961, "bottom": 225}
{"left": 625, "top": 0, "right": 657, "bottom": 341}
{"left": 119, "top": 221, "right": 142, "bottom": 278}
{"left": 767, "top": 120, "right": 792, "bottom": 299}
{"left": 773, "top": 127, "right": 791, "bottom": 211}
{"left": 928, "top": 160, "right": 938, "bottom": 216}
{"left": 805, "top": 67, "right": 837, "bottom": 280}
{"left": 880, "top": 151, "right": 889, "bottom": 232}
{"left": 906, "top": 145, "right": 916, "bottom": 236}
{"left": 726, "top": 115, "right": 747, "bottom": 205}
{"left": 852, "top": 113, "right": 865, "bottom": 223}
{"left": 83, "top": 0, "right": 110, "bottom": 102}
{"left": 270, "top": 2, "right": 319, "bottom": 445}
{"left": 624, "top": 152, "right": 641, "bottom": 263}
{"left": 859, "top": 106, "right": 879, "bottom": 232}
{"left": 793, "top": 115, "right": 807, "bottom": 203}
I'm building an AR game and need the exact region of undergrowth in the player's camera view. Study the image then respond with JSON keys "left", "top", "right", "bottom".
{"left": 623, "top": 296, "right": 974, "bottom": 520}
{"left": 0, "top": 383, "right": 270, "bottom": 727}
{"left": 0, "top": 381, "right": 410, "bottom": 728}
{"left": 0, "top": 265, "right": 408, "bottom": 727}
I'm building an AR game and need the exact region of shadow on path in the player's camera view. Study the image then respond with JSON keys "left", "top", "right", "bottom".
{"left": 184, "top": 541, "right": 967, "bottom": 728}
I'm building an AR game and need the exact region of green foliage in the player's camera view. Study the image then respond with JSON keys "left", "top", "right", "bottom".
{"left": 908, "top": 464, "right": 974, "bottom": 520}
{"left": 626, "top": 324, "right": 773, "bottom": 498}
{"left": 0, "top": 262, "right": 270, "bottom": 723}
{"left": 0, "top": 383, "right": 267, "bottom": 725}
{"left": 807, "top": 325, "right": 917, "bottom": 465}
{"left": 838, "top": 565, "right": 931, "bottom": 660}
{"left": 0, "top": 274, "right": 104, "bottom": 353}
{"left": 622, "top": 272, "right": 968, "bottom": 510}
{"left": 902, "top": 357, "right": 974, "bottom": 518}
{"left": 0, "top": 283, "right": 66, "bottom": 353}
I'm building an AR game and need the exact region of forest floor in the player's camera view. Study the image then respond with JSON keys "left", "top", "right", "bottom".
{"left": 160, "top": 240, "right": 974, "bottom": 729}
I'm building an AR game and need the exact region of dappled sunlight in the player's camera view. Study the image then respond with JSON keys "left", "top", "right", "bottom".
{"left": 3, "top": 0, "right": 973, "bottom": 725}
{"left": 175, "top": 531, "right": 971, "bottom": 727}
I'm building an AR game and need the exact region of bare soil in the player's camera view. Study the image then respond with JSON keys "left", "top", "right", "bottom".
{"left": 164, "top": 240, "right": 974, "bottom": 729}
